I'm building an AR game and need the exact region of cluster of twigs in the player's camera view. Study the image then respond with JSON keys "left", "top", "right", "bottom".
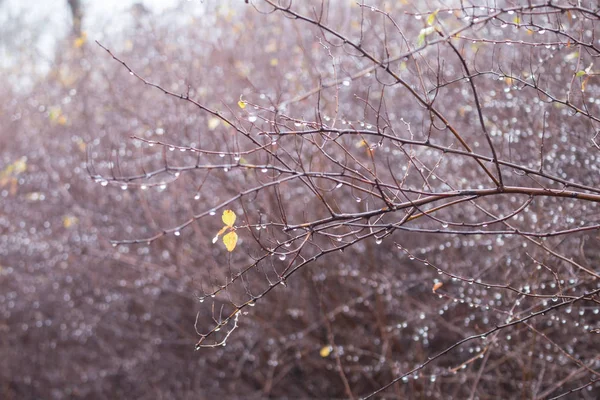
{"left": 91, "top": 1, "right": 600, "bottom": 398}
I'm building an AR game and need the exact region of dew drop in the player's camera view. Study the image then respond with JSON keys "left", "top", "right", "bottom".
{"left": 278, "top": 254, "right": 286, "bottom": 261}
{"left": 174, "top": 231, "right": 181, "bottom": 237}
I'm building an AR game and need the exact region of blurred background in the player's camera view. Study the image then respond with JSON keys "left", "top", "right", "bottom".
{"left": 1, "top": 1, "right": 600, "bottom": 399}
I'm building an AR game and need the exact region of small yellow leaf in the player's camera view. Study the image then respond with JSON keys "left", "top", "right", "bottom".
{"left": 270, "top": 58, "right": 279, "bottom": 67}
{"left": 208, "top": 117, "right": 221, "bottom": 130}
{"left": 320, "top": 345, "right": 332, "bottom": 358}
{"left": 432, "top": 281, "right": 443, "bottom": 292}
{"left": 73, "top": 32, "right": 87, "bottom": 48}
{"left": 213, "top": 225, "right": 229, "bottom": 244}
{"left": 62, "top": 215, "right": 78, "bottom": 229}
{"left": 581, "top": 77, "right": 588, "bottom": 92}
{"left": 426, "top": 9, "right": 439, "bottom": 26}
{"left": 238, "top": 100, "right": 246, "bottom": 109}
{"left": 223, "top": 231, "right": 238, "bottom": 252}
{"left": 355, "top": 139, "right": 368, "bottom": 148}
{"left": 222, "top": 209, "right": 236, "bottom": 227}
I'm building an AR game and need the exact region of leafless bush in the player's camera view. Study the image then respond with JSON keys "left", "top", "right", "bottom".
{"left": 91, "top": 1, "right": 600, "bottom": 398}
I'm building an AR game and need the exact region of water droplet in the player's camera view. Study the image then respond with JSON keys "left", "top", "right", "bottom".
{"left": 174, "top": 231, "right": 181, "bottom": 237}
{"left": 141, "top": 185, "right": 148, "bottom": 190}
{"left": 129, "top": 71, "right": 134, "bottom": 75}
{"left": 199, "top": 298, "right": 204, "bottom": 303}
{"left": 169, "top": 147, "right": 175, "bottom": 151}
{"left": 100, "top": 180, "right": 108, "bottom": 187}
{"left": 335, "top": 182, "right": 343, "bottom": 189}
{"left": 355, "top": 197, "right": 362, "bottom": 203}
{"left": 219, "top": 153, "right": 225, "bottom": 158}
{"left": 194, "top": 194, "right": 200, "bottom": 200}
{"left": 375, "top": 238, "right": 382, "bottom": 245}
{"left": 120, "top": 184, "right": 128, "bottom": 190}
{"left": 234, "top": 154, "right": 241, "bottom": 161}
{"left": 278, "top": 254, "right": 286, "bottom": 261}
{"left": 441, "top": 223, "right": 449, "bottom": 228}
{"left": 209, "top": 210, "right": 216, "bottom": 216}
{"left": 261, "top": 168, "right": 268, "bottom": 173}
{"left": 248, "top": 115, "right": 257, "bottom": 122}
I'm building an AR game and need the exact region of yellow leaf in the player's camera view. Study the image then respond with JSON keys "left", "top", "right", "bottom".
{"left": 208, "top": 117, "right": 221, "bottom": 130}
{"left": 427, "top": 9, "right": 439, "bottom": 26}
{"left": 62, "top": 215, "right": 78, "bottom": 229}
{"left": 73, "top": 32, "right": 87, "bottom": 48}
{"left": 355, "top": 139, "right": 368, "bottom": 148}
{"left": 223, "top": 231, "right": 238, "bottom": 252}
{"left": 270, "top": 58, "right": 279, "bottom": 67}
{"left": 238, "top": 100, "right": 246, "bottom": 109}
{"left": 319, "top": 345, "right": 332, "bottom": 357}
{"left": 432, "top": 281, "right": 443, "bottom": 292}
{"left": 222, "top": 209, "right": 236, "bottom": 227}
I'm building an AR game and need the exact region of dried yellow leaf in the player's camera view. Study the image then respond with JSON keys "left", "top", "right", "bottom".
{"left": 208, "top": 117, "right": 220, "bottom": 130}
{"left": 223, "top": 231, "right": 238, "bottom": 252}
{"left": 319, "top": 345, "right": 332, "bottom": 358}
{"left": 238, "top": 100, "right": 246, "bottom": 109}
{"left": 432, "top": 281, "right": 443, "bottom": 292}
{"left": 222, "top": 210, "right": 236, "bottom": 227}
